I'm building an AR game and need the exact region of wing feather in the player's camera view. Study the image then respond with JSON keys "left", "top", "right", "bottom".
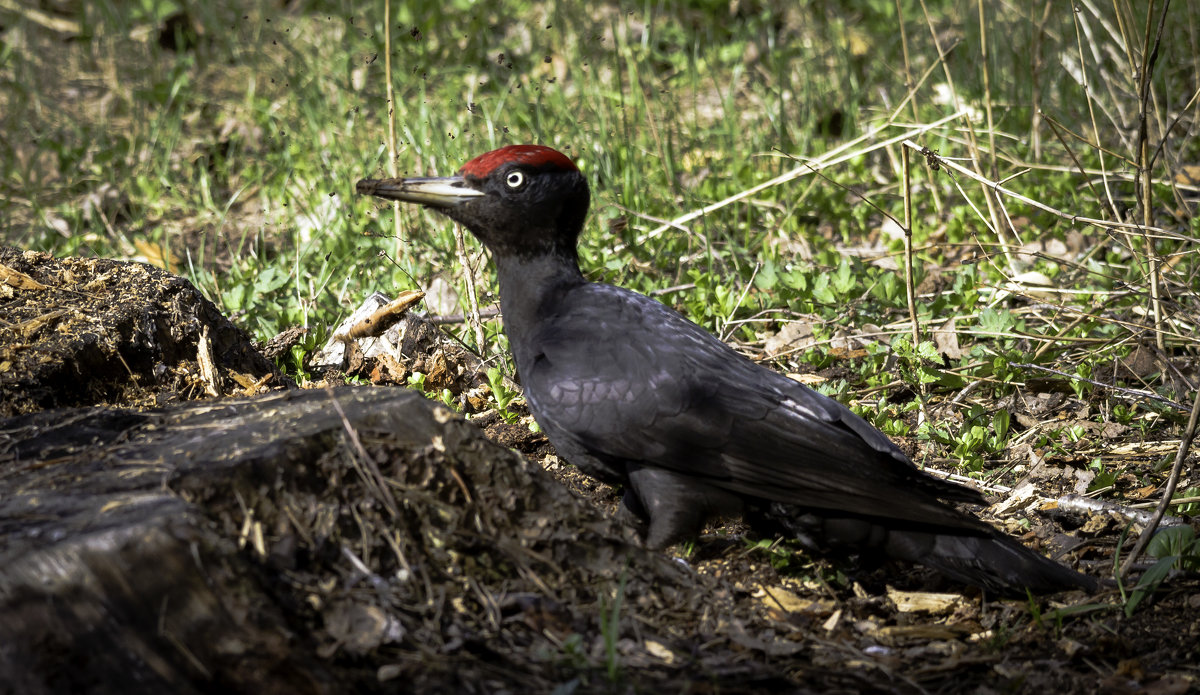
{"left": 521, "top": 283, "right": 984, "bottom": 531}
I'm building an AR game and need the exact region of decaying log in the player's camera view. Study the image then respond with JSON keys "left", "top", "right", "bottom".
{"left": 0, "top": 387, "right": 723, "bottom": 694}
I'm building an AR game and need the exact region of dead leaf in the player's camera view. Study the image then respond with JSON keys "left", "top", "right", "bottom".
{"left": 132, "top": 238, "right": 181, "bottom": 272}
{"left": 424, "top": 350, "right": 456, "bottom": 392}
{"left": 821, "top": 608, "right": 843, "bottom": 633}
{"left": 644, "top": 639, "right": 677, "bottom": 664}
{"left": 369, "top": 354, "right": 408, "bottom": 385}
{"left": 1081, "top": 513, "right": 1118, "bottom": 535}
{"left": 1175, "top": 164, "right": 1200, "bottom": 185}
{"left": 765, "top": 320, "right": 815, "bottom": 357}
{"left": 1115, "top": 658, "right": 1145, "bottom": 680}
{"left": 993, "top": 481, "right": 1040, "bottom": 516}
{"left": 1119, "top": 344, "right": 1158, "bottom": 378}
{"left": 1073, "top": 467, "right": 1096, "bottom": 495}
{"left": 17, "top": 310, "right": 67, "bottom": 339}
{"left": 828, "top": 329, "right": 868, "bottom": 353}
{"left": 321, "top": 601, "right": 404, "bottom": 657}
{"left": 933, "top": 317, "right": 963, "bottom": 359}
{"left": 1006, "top": 270, "right": 1055, "bottom": 299}
{"left": 1042, "top": 238, "right": 1069, "bottom": 259}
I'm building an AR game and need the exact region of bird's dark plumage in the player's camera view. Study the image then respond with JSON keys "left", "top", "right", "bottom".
{"left": 357, "top": 145, "right": 1097, "bottom": 594}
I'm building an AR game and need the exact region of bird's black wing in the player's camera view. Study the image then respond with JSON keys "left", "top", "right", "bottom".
{"left": 520, "top": 283, "right": 985, "bottom": 532}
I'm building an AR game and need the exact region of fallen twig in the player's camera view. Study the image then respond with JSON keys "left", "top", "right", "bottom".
{"left": 1058, "top": 493, "right": 1185, "bottom": 530}
{"left": 1119, "top": 387, "right": 1200, "bottom": 579}
{"left": 1011, "top": 362, "right": 1188, "bottom": 412}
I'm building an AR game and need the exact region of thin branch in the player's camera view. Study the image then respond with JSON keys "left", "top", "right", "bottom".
{"left": 1135, "top": 0, "right": 1173, "bottom": 351}
{"left": 1119, "top": 386, "right": 1200, "bottom": 578}
{"left": 902, "top": 145, "right": 920, "bottom": 350}
{"left": 903, "top": 140, "right": 1197, "bottom": 243}
{"left": 1011, "top": 362, "right": 1188, "bottom": 412}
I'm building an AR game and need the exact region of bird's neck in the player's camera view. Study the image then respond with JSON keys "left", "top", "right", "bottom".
{"left": 493, "top": 250, "right": 585, "bottom": 361}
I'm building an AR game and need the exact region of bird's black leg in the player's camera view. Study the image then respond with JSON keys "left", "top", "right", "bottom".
{"left": 616, "top": 487, "right": 650, "bottom": 534}
{"left": 625, "top": 464, "right": 743, "bottom": 550}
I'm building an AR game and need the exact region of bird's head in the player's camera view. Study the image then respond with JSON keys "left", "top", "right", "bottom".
{"left": 357, "top": 145, "right": 590, "bottom": 259}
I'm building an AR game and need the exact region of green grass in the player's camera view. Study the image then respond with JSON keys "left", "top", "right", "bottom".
{"left": 2, "top": 0, "right": 1198, "bottom": 496}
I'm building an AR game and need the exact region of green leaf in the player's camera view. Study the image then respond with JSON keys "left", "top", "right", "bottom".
{"left": 831, "top": 259, "right": 856, "bottom": 295}
{"left": 755, "top": 260, "right": 778, "bottom": 291}
{"left": 977, "top": 306, "right": 1015, "bottom": 334}
{"left": 812, "top": 274, "right": 834, "bottom": 304}
{"left": 916, "top": 340, "right": 941, "bottom": 361}
{"left": 1125, "top": 556, "right": 1177, "bottom": 616}
{"left": 1147, "top": 525, "right": 1197, "bottom": 559}
{"left": 781, "top": 269, "right": 808, "bottom": 293}
{"left": 993, "top": 410, "right": 1010, "bottom": 441}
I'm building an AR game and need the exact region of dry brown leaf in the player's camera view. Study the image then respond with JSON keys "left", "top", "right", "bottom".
{"left": 368, "top": 354, "right": 408, "bottom": 385}
{"left": 827, "top": 346, "right": 868, "bottom": 359}
{"left": 132, "top": 238, "right": 182, "bottom": 272}
{"left": 644, "top": 639, "right": 677, "bottom": 664}
{"left": 765, "top": 320, "right": 815, "bottom": 357}
{"left": 17, "top": 309, "right": 67, "bottom": 339}
{"left": 321, "top": 601, "right": 404, "bottom": 657}
{"left": 787, "top": 372, "right": 827, "bottom": 386}
{"left": 1175, "top": 164, "right": 1200, "bottom": 185}
{"left": 933, "top": 317, "right": 963, "bottom": 360}
{"left": 1006, "top": 270, "right": 1055, "bottom": 300}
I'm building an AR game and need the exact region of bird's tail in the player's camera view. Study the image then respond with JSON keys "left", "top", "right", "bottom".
{"left": 754, "top": 505, "right": 1098, "bottom": 595}
{"left": 882, "top": 526, "right": 1099, "bottom": 595}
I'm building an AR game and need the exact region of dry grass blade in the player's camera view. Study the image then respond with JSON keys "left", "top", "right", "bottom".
{"left": 631, "top": 110, "right": 968, "bottom": 247}
{"left": 452, "top": 226, "right": 487, "bottom": 353}
{"left": 0, "top": 0, "right": 81, "bottom": 34}
{"left": 902, "top": 140, "right": 1198, "bottom": 243}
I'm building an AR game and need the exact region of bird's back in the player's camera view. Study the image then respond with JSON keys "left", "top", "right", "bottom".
{"left": 512, "top": 281, "right": 987, "bottom": 532}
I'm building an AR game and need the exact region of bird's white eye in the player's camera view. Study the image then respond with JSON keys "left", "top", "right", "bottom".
{"left": 505, "top": 171, "right": 525, "bottom": 189}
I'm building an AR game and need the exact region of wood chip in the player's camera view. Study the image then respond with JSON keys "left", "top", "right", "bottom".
{"left": 0, "top": 263, "right": 48, "bottom": 291}
{"left": 348, "top": 289, "right": 426, "bottom": 339}
{"left": 886, "top": 588, "right": 963, "bottom": 615}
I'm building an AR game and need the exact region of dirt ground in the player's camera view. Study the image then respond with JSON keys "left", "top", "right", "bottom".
{"left": 2, "top": 247, "right": 1198, "bottom": 694}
